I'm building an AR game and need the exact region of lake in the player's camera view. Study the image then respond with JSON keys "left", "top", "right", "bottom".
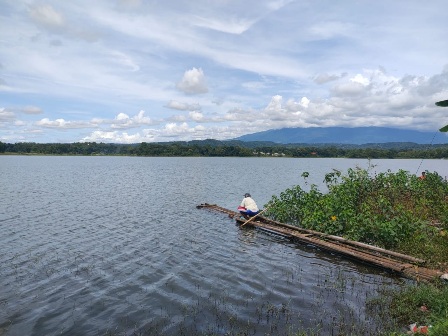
{"left": 0, "top": 156, "right": 446, "bottom": 335}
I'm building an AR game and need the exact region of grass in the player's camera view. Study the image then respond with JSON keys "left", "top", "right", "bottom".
{"left": 368, "top": 281, "right": 448, "bottom": 335}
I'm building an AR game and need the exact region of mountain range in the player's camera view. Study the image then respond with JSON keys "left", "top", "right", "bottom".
{"left": 234, "top": 127, "right": 448, "bottom": 145}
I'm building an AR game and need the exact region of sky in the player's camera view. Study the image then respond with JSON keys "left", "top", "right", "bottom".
{"left": 1, "top": 0, "right": 448, "bottom": 144}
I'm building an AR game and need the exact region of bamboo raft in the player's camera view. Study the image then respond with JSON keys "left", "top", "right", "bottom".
{"left": 197, "top": 203, "right": 444, "bottom": 282}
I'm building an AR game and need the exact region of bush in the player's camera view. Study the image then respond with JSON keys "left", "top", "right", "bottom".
{"left": 266, "top": 167, "right": 448, "bottom": 335}
{"left": 265, "top": 167, "right": 448, "bottom": 250}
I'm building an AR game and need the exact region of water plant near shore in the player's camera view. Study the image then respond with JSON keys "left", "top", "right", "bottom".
{"left": 265, "top": 165, "right": 448, "bottom": 334}
{"left": 265, "top": 166, "right": 448, "bottom": 256}
{"left": 368, "top": 280, "right": 448, "bottom": 336}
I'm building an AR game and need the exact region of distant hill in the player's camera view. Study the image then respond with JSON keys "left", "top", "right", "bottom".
{"left": 234, "top": 127, "right": 447, "bottom": 145}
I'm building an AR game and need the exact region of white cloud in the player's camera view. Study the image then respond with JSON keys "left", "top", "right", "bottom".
{"left": 29, "top": 4, "right": 65, "bottom": 30}
{"left": 28, "top": 3, "right": 98, "bottom": 42}
{"left": 314, "top": 73, "right": 347, "bottom": 84}
{"left": 118, "top": 0, "right": 142, "bottom": 9}
{"left": 308, "top": 21, "right": 354, "bottom": 40}
{"left": 189, "top": 111, "right": 203, "bottom": 121}
{"left": 331, "top": 81, "right": 367, "bottom": 97}
{"left": 0, "top": 108, "right": 16, "bottom": 122}
{"left": 176, "top": 68, "right": 208, "bottom": 95}
{"left": 81, "top": 122, "right": 210, "bottom": 143}
{"left": 109, "top": 51, "right": 140, "bottom": 72}
{"left": 33, "top": 110, "right": 153, "bottom": 130}
{"left": 351, "top": 74, "right": 370, "bottom": 86}
{"left": 35, "top": 118, "right": 92, "bottom": 129}
{"left": 265, "top": 95, "right": 283, "bottom": 112}
{"left": 193, "top": 16, "right": 256, "bottom": 35}
{"left": 81, "top": 130, "right": 144, "bottom": 143}
{"left": 266, "top": 0, "right": 295, "bottom": 11}
{"left": 166, "top": 100, "right": 201, "bottom": 111}
{"left": 111, "top": 110, "right": 152, "bottom": 129}
{"left": 22, "top": 106, "right": 43, "bottom": 114}
{"left": 1, "top": 0, "right": 448, "bottom": 143}
{"left": 116, "top": 113, "right": 128, "bottom": 121}
{"left": 300, "top": 97, "right": 310, "bottom": 108}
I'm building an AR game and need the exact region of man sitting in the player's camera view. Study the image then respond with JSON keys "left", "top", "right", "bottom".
{"left": 238, "top": 193, "right": 259, "bottom": 219}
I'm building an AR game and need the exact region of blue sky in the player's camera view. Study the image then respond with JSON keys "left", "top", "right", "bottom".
{"left": 1, "top": 0, "right": 447, "bottom": 143}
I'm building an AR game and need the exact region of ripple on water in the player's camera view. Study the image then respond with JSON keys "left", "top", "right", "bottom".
{"left": 0, "top": 156, "right": 415, "bottom": 335}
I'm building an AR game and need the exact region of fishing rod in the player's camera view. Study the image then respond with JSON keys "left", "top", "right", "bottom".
{"left": 414, "top": 99, "right": 448, "bottom": 175}
{"left": 240, "top": 206, "right": 271, "bottom": 227}
{"left": 436, "top": 99, "right": 448, "bottom": 132}
{"left": 414, "top": 131, "right": 439, "bottom": 176}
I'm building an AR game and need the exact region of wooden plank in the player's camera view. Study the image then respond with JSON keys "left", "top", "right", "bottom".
{"left": 198, "top": 204, "right": 443, "bottom": 282}
{"left": 245, "top": 220, "right": 442, "bottom": 281}
{"left": 247, "top": 220, "right": 406, "bottom": 270}
{"left": 255, "top": 216, "right": 426, "bottom": 264}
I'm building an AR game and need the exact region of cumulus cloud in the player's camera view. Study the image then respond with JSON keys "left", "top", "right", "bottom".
{"left": 80, "top": 122, "right": 209, "bottom": 143}
{"left": 7, "top": 66, "right": 448, "bottom": 143}
{"left": 35, "top": 110, "right": 154, "bottom": 131}
{"left": 81, "top": 130, "right": 144, "bottom": 143}
{"left": 189, "top": 111, "right": 203, "bottom": 121}
{"left": 331, "top": 81, "right": 367, "bottom": 97}
{"left": 300, "top": 97, "right": 310, "bottom": 108}
{"left": 2, "top": 1, "right": 448, "bottom": 143}
{"left": 165, "top": 100, "right": 201, "bottom": 111}
{"left": 35, "top": 118, "right": 92, "bottom": 129}
{"left": 265, "top": 95, "right": 283, "bottom": 112}
{"left": 111, "top": 110, "right": 152, "bottom": 129}
{"left": 0, "top": 108, "right": 16, "bottom": 122}
{"left": 222, "top": 108, "right": 249, "bottom": 122}
{"left": 241, "top": 67, "right": 448, "bottom": 132}
{"left": 328, "top": 74, "right": 372, "bottom": 97}
{"left": 22, "top": 106, "right": 43, "bottom": 114}
{"left": 176, "top": 68, "right": 208, "bottom": 95}
{"left": 351, "top": 74, "right": 370, "bottom": 86}
{"left": 0, "top": 105, "right": 42, "bottom": 124}
{"left": 151, "top": 122, "right": 206, "bottom": 140}
{"left": 314, "top": 72, "right": 348, "bottom": 84}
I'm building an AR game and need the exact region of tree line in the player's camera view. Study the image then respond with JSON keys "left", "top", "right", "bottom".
{"left": 1, "top": 141, "right": 448, "bottom": 159}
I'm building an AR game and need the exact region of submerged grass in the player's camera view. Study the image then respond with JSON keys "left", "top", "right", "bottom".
{"left": 368, "top": 280, "right": 448, "bottom": 336}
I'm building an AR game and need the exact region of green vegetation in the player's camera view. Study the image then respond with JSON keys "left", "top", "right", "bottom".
{"left": 265, "top": 166, "right": 448, "bottom": 335}
{"left": 1, "top": 140, "right": 448, "bottom": 158}
{"left": 265, "top": 166, "right": 448, "bottom": 253}
{"left": 368, "top": 281, "right": 448, "bottom": 336}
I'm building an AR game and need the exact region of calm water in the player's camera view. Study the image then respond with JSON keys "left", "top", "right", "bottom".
{"left": 0, "top": 156, "right": 446, "bottom": 335}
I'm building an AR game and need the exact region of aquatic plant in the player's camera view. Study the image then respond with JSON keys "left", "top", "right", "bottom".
{"left": 265, "top": 165, "right": 448, "bottom": 335}
{"left": 368, "top": 280, "right": 448, "bottom": 336}
{"left": 265, "top": 167, "right": 448, "bottom": 253}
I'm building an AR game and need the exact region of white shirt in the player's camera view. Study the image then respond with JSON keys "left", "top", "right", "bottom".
{"left": 240, "top": 197, "right": 259, "bottom": 212}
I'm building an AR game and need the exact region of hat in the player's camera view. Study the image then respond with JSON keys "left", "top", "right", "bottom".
{"left": 244, "top": 193, "right": 251, "bottom": 197}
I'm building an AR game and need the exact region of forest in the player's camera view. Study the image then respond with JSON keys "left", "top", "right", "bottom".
{"left": 1, "top": 140, "right": 448, "bottom": 159}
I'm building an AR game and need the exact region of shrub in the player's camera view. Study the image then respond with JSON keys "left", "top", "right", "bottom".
{"left": 265, "top": 167, "right": 448, "bottom": 249}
